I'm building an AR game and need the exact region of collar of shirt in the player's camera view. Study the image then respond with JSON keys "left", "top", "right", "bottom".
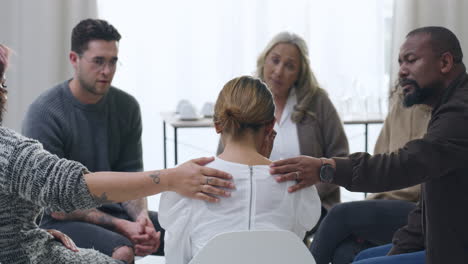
{"left": 270, "top": 88, "right": 301, "bottom": 161}
{"left": 277, "top": 88, "right": 297, "bottom": 127}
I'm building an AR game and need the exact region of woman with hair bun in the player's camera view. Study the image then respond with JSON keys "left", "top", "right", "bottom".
{"left": 159, "top": 75, "right": 321, "bottom": 264}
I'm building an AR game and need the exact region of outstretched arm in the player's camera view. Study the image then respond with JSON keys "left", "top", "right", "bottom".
{"left": 85, "top": 157, "right": 234, "bottom": 203}
{"left": 4, "top": 135, "right": 234, "bottom": 212}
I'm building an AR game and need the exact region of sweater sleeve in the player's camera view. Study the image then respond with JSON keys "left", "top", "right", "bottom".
{"left": 114, "top": 97, "right": 143, "bottom": 172}
{"left": 4, "top": 136, "right": 100, "bottom": 212}
{"left": 319, "top": 93, "right": 349, "bottom": 158}
{"left": 21, "top": 97, "right": 66, "bottom": 158}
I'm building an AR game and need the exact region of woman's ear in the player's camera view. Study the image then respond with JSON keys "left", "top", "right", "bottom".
{"left": 214, "top": 122, "right": 223, "bottom": 134}
{"left": 265, "top": 118, "right": 276, "bottom": 135}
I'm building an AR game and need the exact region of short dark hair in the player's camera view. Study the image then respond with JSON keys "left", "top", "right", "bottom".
{"left": 71, "top": 19, "right": 121, "bottom": 55}
{"left": 407, "top": 26, "right": 463, "bottom": 64}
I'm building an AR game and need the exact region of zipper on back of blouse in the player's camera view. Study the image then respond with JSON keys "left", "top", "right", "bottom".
{"left": 248, "top": 165, "right": 253, "bottom": 230}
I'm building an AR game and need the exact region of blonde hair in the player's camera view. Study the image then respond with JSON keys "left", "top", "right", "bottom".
{"left": 0, "top": 44, "right": 10, "bottom": 79}
{"left": 214, "top": 76, "right": 275, "bottom": 138}
{"left": 256, "top": 31, "right": 324, "bottom": 122}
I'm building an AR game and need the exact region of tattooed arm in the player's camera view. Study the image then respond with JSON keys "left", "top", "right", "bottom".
{"left": 84, "top": 157, "right": 234, "bottom": 204}
{"left": 50, "top": 209, "right": 119, "bottom": 230}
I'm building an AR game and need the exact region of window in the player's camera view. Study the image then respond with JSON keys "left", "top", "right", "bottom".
{"left": 98, "top": 0, "right": 394, "bottom": 170}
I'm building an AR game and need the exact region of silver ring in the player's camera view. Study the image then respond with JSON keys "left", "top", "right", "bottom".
{"left": 206, "top": 177, "right": 211, "bottom": 185}
{"left": 294, "top": 171, "right": 300, "bottom": 180}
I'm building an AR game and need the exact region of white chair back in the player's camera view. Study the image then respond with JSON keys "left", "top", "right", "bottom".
{"left": 189, "top": 230, "right": 316, "bottom": 264}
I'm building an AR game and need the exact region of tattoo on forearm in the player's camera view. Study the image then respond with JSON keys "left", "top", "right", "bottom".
{"left": 149, "top": 171, "right": 161, "bottom": 184}
{"left": 92, "top": 192, "right": 115, "bottom": 204}
{"left": 97, "top": 214, "right": 115, "bottom": 229}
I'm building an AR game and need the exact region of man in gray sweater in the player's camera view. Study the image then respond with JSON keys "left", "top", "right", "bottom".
{"left": 22, "top": 19, "right": 163, "bottom": 264}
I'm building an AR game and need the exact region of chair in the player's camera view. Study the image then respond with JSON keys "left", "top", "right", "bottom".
{"left": 189, "top": 230, "right": 316, "bottom": 264}
{"left": 135, "top": 255, "right": 165, "bottom": 264}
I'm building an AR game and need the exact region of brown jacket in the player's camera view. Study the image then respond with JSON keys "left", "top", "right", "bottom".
{"left": 295, "top": 88, "right": 349, "bottom": 209}
{"left": 333, "top": 73, "right": 468, "bottom": 264}
{"left": 217, "top": 88, "right": 349, "bottom": 209}
{"left": 367, "top": 97, "right": 432, "bottom": 202}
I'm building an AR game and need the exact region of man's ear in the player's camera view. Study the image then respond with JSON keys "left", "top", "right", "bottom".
{"left": 440, "top": 52, "right": 454, "bottom": 74}
{"left": 69, "top": 51, "right": 79, "bottom": 68}
{"left": 214, "top": 122, "right": 222, "bottom": 134}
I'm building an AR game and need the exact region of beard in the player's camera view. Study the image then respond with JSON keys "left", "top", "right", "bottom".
{"left": 78, "top": 77, "right": 108, "bottom": 97}
{"left": 400, "top": 79, "right": 436, "bottom": 108}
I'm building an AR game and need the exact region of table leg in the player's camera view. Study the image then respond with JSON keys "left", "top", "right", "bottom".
{"left": 364, "top": 123, "right": 369, "bottom": 153}
{"left": 163, "top": 121, "right": 167, "bottom": 169}
{"left": 174, "top": 127, "right": 178, "bottom": 165}
{"left": 364, "top": 122, "right": 368, "bottom": 198}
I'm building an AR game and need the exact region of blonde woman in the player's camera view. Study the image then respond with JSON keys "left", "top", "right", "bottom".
{"left": 160, "top": 76, "right": 321, "bottom": 263}
{"left": 256, "top": 31, "right": 348, "bottom": 210}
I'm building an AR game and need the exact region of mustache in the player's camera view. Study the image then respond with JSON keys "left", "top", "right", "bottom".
{"left": 398, "top": 79, "right": 419, "bottom": 88}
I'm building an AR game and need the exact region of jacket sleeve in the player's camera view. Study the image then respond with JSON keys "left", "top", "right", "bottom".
{"left": 319, "top": 93, "right": 349, "bottom": 158}
{"left": 388, "top": 201, "right": 425, "bottom": 255}
{"left": 316, "top": 92, "right": 349, "bottom": 207}
{"left": 332, "top": 102, "right": 468, "bottom": 192}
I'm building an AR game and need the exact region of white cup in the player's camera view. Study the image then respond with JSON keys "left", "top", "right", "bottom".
{"left": 179, "top": 103, "right": 198, "bottom": 120}
{"left": 201, "top": 102, "right": 214, "bottom": 117}
{"left": 176, "top": 99, "right": 191, "bottom": 114}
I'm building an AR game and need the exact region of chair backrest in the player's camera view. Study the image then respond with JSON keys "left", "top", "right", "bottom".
{"left": 189, "top": 230, "right": 316, "bottom": 264}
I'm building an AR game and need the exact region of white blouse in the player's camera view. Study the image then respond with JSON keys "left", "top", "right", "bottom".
{"left": 159, "top": 158, "right": 321, "bottom": 264}
{"left": 270, "top": 89, "right": 301, "bottom": 161}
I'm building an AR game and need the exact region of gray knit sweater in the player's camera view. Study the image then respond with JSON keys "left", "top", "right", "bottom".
{"left": 0, "top": 127, "right": 117, "bottom": 263}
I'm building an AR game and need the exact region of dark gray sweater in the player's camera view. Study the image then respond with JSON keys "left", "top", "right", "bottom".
{"left": 22, "top": 80, "right": 143, "bottom": 222}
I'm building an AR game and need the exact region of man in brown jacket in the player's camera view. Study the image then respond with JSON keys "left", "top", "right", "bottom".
{"left": 271, "top": 26, "right": 468, "bottom": 264}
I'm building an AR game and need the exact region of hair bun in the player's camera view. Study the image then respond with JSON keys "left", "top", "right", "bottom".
{"left": 224, "top": 107, "right": 241, "bottom": 119}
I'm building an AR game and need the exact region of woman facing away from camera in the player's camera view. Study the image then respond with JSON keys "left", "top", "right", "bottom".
{"left": 159, "top": 76, "right": 321, "bottom": 264}
{"left": 0, "top": 44, "right": 234, "bottom": 264}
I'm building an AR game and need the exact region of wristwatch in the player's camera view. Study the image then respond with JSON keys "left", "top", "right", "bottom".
{"left": 319, "top": 158, "right": 335, "bottom": 183}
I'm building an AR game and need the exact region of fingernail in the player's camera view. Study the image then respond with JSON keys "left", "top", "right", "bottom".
{"left": 225, "top": 191, "right": 231, "bottom": 197}
{"left": 275, "top": 176, "right": 281, "bottom": 182}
